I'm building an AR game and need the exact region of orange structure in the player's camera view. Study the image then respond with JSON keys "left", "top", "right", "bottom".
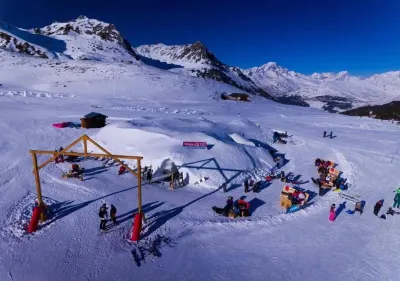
{"left": 30, "top": 134, "right": 144, "bottom": 223}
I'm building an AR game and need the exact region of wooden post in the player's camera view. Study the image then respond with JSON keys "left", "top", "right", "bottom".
{"left": 31, "top": 152, "right": 43, "bottom": 205}
{"left": 137, "top": 158, "right": 144, "bottom": 220}
{"left": 83, "top": 136, "right": 88, "bottom": 157}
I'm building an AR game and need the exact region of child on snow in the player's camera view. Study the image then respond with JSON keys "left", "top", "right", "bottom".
{"left": 99, "top": 203, "right": 108, "bottom": 230}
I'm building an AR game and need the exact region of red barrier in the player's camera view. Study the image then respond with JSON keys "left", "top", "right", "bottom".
{"left": 130, "top": 213, "right": 142, "bottom": 241}
{"left": 28, "top": 207, "right": 41, "bottom": 233}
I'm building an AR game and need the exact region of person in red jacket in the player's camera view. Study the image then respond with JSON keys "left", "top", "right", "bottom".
{"left": 118, "top": 165, "right": 126, "bottom": 175}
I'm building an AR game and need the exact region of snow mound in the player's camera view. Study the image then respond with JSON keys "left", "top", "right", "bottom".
{"left": 228, "top": 133, "right": 256, "bottom": 146}
{"left": 89, "top": 120, "right": 275, "bottom": 188}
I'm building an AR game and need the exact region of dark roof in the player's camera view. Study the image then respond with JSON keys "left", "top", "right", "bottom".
{"left": 229, "top": 93, "right": 249, "bottom": 98}
{"left": 84, "top": 112, "right": 108, "bottom": 118}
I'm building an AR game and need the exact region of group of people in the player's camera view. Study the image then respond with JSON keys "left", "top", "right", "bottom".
{"left": 98, "top": 202, "right": 118, "bottom": 231}
{"left": 289, "top": 189, "right": 306, "bottom": 205}
{"left": 313, "top": 158, "right": 346, "bottom": 190}
{"left": 323, "top": 131, "right": 334, "bottom": 138}
{"left": 372, "top": 189, "right": 400, "bottom": 219}
{"left": 212, "top": 196, "right": 250, "bottom": 218}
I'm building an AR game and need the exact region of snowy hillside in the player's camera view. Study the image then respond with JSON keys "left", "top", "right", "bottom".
{"left": 244, "top": 62, "right": 400, "bottom": 112}
{"left": 0, "top": 16, "right": 140, "bottom": 63}
{"left": 1, "top": 48, "right": 400, "bottom": 281}
{"left": 135, "top": 42, "right": 273, "bottom": 98}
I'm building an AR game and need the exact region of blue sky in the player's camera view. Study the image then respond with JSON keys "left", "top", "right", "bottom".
{"left": 1, "top": 0, "right": 399, "bottom": 76}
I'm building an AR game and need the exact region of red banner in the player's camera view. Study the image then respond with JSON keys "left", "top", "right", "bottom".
{"left": 183, "top": 141, "right": 208, "bottom": 148}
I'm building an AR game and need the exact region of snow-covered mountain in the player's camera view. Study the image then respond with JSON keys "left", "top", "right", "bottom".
{"left": 0, "top": 16, "right": 140, "bottom": 63}
{"left": 136, "top": 44, "right": 400, "bottom": 112}
{"left": 135, "top": 42, "right": 273, "bottom": 99}
{"left": 2, "top": 15, "right": 400, "bottom": 112}
{"left": 243, "top": 63, "right": 400, "bottom": 112}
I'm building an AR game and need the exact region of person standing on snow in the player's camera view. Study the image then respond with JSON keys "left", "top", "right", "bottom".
{"left": 373, "top": 200, "right": 383, "bottom": 216}
{"left": 323, "top": 131, "right": 327, "bottom": 138}
{"left": 99, "top": 203, "right": 108, "bottom": 230}
{"left": 244, "top": 178, "right": 249, "bottom": 193}
{"left": 110, "top": 204, "right": 117, "bottom": 224}
{"left": 393, "top": 192, "right": 400, "bottom": 208}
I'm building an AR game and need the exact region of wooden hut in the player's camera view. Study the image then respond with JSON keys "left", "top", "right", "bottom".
{"left": 221, "top": 92, "right": 249, "bottom": 102}
{"left": 80, "top": 112, "right": 108, "bottom": 129}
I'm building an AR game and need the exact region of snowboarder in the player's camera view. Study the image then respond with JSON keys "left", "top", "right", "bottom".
{"left": 373, "top": 200, "right": 383, "bottom": 216}
{"left": 99, "top": 203, "right": 108, "bottom": 230}
{"left": 393, "top": 192, "right": 400, "bottom": 208}
{"left": 118, "top": 165, "right": 126, "bottom": 175}
{"left": 110, "top": 204, "right": 117, "bottom": 224}
{"left": 212, "top": 196, "right": 234, "bottom": 217}
{"left": 323, "top": 131, "right": 327, "bottom": 138}
{"left": 244, "top": 178, "right": 249, "bottom": 193}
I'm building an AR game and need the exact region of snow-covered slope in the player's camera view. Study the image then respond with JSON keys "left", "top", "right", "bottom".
{"left": 135, "top": 42, "right": 273, "bottom": 98}
{"left": 1, "top": 49, "right": 400, "bottom": 281}
{"left": 0, "top": 16, "right": 140, "bottom": 63}
{"left": 244, "top": 63, "right": 400, "bottom": 112}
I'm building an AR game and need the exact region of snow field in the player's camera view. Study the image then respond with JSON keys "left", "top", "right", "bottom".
{"left": 0, "top": 52, "right": 400, "bottom": 280}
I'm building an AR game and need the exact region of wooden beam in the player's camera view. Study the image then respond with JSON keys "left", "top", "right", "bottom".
{"left": 31, "top": 150, "right": 143, "bottom": 160}
{"left": 36, "top": 135, "right": 84, "bottom": 170}
{"left": 31, "top": 152, "right": 43, "bottom": 205}
{"left": 137, "top": 158, "right": 142, "bottom": 214}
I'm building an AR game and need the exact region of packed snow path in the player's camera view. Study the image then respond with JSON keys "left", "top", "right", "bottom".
{"left": 0, "top": 73, "right": 400, "bottom": 280}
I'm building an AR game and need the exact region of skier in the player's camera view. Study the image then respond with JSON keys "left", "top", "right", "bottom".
{"left": 99, "top": 203, "right": 108, "bottom": 230}
{"left": 323, "top": 131, "right": 327, "bottom": 138}
{"left": 393, "top": 192, "right": 400, "bottom": 208}
{"left": 373, "top": 200, "right": 383, "bottom": 216}
{"left": 330, "top": 204, "right": 336, "bottom": 213}
{"left": 244, "top": 178, "right": 249, "bottom": 193}
{"left": 118, "top": 165, "right": 126, "bottom": 175}
{"left": 329, "top": 131, "right": 333, "bottom": 138}
{"left": 110, "top": 204, "right": 117, "bottom": 224}
{"left": 315, "top": 158, "right": 321, "bottom": 167}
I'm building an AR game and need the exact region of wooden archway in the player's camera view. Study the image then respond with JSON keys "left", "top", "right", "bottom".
{"left": 30, "top": 134, "right": 144, "bottom": 221}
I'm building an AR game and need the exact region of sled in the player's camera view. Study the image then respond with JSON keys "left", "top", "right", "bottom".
{"left": 62, "top": 169, "right": 84, "bottom": 181}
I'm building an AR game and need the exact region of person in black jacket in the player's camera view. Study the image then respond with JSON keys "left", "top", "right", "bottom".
{"left": 110, "top": 204, "right": 117, "bottom": 224}
{"left": 99, "top": 203, "right": 108, "bottom": 230}
{"left": 373, "top": 200, "right": 383, "bottom": 216}
{"left": 244, "top": 179, "right": 249, "bottom": 193}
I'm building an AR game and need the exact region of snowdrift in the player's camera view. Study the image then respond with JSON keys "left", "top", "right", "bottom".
{"left": 88, "top": 120, "right": 276, "bottom": 188}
